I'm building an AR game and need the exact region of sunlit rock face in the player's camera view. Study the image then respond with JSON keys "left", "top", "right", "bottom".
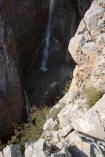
{"left": 69, "top": 0, "right": 105, "bottom": 91}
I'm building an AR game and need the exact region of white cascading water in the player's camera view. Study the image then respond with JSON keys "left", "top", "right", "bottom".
{"left": 40, "top": 0, "right": 55, "bottom": 72}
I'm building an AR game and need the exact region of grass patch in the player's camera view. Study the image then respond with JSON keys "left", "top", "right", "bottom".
{"left": 0, "top": 105, "right": 51, "bottom": 150}
{"left": 84, "top": 87, "right": 105, "bottom": 108}
{"left": 20, "top": 105, "right": 51, "bottom": 146}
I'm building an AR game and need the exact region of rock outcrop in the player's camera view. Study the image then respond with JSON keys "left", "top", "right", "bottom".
{"left": 1, "top": 145, "right": 22, "bottom": 157}
{"left": 72, "top": 94, "right": 105, "bottom": 140}
{"left": 0, "top": 140, "right": 73, "bottom": 157}
{"left": 69, "top": 0, "right": 105, "bottom": 91}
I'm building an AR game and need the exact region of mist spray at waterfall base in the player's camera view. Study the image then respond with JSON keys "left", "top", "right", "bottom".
{"left": 40, "top": 0, "right": 55, "bottom": 72}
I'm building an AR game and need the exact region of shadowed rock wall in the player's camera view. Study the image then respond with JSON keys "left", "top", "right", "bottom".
{"left": 0, "top": 16, "right": 24, "bottom": 138}
{"left": 0, "top": 0, "right": 49, "bottom": 138}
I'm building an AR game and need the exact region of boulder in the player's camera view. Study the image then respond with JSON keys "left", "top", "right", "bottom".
{"left": 3, "top": 145, "right": 22, "bottom": 157}
{"left": 72, "top": 94, "right": 105, "bottom": 140}
{"left": 0, "top": 152, "right": 3, "bottom": 157}
{"left": 24, "top": 138, "right": 72, "bottom": 157}
{"left": 66, "top": 131, "right": 105, "bottom": 157}
{"left": 58, "top": 97, "right": 87, "bottom": 128}
{"left": 24, "top": 139, "right": 50, "bottom": 157}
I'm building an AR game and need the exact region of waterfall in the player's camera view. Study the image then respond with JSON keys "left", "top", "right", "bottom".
{"left": 40, "top": 0, "right": 55, "bottom": 72}
{"left": 24, "top": 90, "right": 32, "bottom": 126}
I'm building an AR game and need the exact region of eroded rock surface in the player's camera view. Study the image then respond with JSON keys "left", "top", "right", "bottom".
{"left": 72, "top": 94, "right": 105, "bottom": 140}
{"left": 0, "top": 15, "right": 24, "bottom": 138}
{"left": 69, "top": 0, "right": 105, "bottom": 91}
{"left": 2, "top": 145, "right": 22, "bottom": 157}
{"left": 66, "top": 131, "right": 105, "bottom": 157}
{"left": 0, "top": 139, "right": 73, "bottom": 157}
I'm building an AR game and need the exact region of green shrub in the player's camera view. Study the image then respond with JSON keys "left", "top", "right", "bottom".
{"left": 20, "top": 106, "right": 50, "bottom": 145}
{"left": 20, "top": 105, "right": 51, "bottom": 146}
{"left": 84, "top": 87, "right": 104, "bottom": 108}
{"left": 0, "top": 105, "right": 51, "bottom": 150}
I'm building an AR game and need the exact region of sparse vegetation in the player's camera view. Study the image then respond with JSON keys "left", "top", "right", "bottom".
{"left": 63, "top": 79, "right": 72, "bottom": 94}
{"left": 0, "top": 75, "right": 73, "bottom": 151}
{"left": 20, "top": 105, "right": 51, "bottom": 146}
{"left": 0, "top": 105, "right": 51, "bottom": 150}
{"left": 84, "top": 87, "right": 105, "bottom": 108}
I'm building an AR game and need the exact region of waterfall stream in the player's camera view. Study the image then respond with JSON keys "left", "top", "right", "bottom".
{"left": 40, "top": 0, "right": 55, "bottom": 72}
{"left": 24, "top": 90, "right": 32, "bottom": 126}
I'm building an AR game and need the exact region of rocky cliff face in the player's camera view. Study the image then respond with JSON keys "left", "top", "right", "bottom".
{"left": 0, "top": 15, "right": 24, "bottom": 138}
{"left": 69, "top": 0, "right": 105, "bottom": 92}
{"left": 0, "top": 0, "right": 49, "bottom": 138}
{"left": 0, "top": 0, "right": 105, "bottom": 156}
{"left": 2, "top": 0, "right": 49, "bottom": 74}
{"left": 40, "top": 0, "right": 105, "bottom": 156}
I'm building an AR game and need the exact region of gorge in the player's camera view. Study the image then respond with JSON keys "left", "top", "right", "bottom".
{"left": 0, "top": 0, "right": 91, "bottom": 139}
{"left": 0, "top": 0, "right": 105, "bottom": 156}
